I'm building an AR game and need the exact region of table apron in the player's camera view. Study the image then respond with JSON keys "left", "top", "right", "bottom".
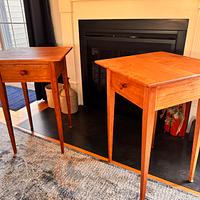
{"left": 111, "top": 72, "right": 200, "bottom": 111}
{"left": 156, "top": 77, "right": 200, "bottom": 110}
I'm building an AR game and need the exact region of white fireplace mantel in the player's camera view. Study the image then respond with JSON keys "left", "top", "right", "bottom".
{"left": 50, "top": 0, "right": 200, "bottom": 131}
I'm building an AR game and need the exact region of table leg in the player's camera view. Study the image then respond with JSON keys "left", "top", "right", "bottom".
{"left": 140, "top": 88, "right": 156, "bottom": 200}
{"left": 107, "top": 70, "right": 115, "bottom": 162}
{"left": 51, "top": 77, "right": 64, "bottom": 154}
{"left": 62, "top": 62, "right": 72, "bottom": 128}
{"left": 188, "top": 99, "right": 200, "bottom": 182}
{"left": 152, "top": 111, "right": 158, "bottom": 149}
{"left": 21, "top": 82, "right": 34, "bottom": 132}
{"left": 0, "top": 79, "right": 17, "bottom": 154}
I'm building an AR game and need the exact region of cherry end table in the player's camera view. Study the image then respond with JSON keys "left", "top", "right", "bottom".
{"left": 0, "top": 47, "right": 72, "bottom": 154}
{"left": 96, "top": 52, "right": 200, "bottom": 200}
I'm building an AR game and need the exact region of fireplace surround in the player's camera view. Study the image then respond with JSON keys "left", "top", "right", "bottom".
{"left": 79, "top": 19, "right": 188, "bottom": 114}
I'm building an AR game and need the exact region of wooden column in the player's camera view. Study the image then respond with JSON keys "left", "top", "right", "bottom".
{"left": 152, "top": 111, "right": 158, "bottom": 148}
{"left": 62, "top": 59, "right": 72, "bottom": 128}
{"left": 107, "top": 69, "right": 115, "bottom": 162}
{"left": 140, "top": 87, "right": 156, "bottom": 200}
{"left": 188, "top": 99, "right": 200, "bottom": 182}
{"left": 0, "top": 75, "right": 17, "bottom": 154}
{"left": 51, "top": 63, "right": 65, "bottom": 154}
{"left": 21, "top": 82, "right": 34, "bottom": 132}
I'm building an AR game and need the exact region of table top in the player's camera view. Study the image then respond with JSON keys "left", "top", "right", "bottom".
{"left": 95, "top": 52, "right": 200, "bottom": 87}
{"left": 0, "top": 47, "right": 72, "bottom": 63}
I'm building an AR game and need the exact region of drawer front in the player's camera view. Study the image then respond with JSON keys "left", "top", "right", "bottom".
{"left": 0, "top": 64, "right": 51, "bottom": 82}
{"left": 111, "top": 72, "right": 144, "bottom": 108}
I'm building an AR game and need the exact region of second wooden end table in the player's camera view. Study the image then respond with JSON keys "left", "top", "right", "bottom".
{"left": 96, "top": 52, "right": 200, "bottom": 200}
{"left": 0, "top": 47, "right": 72, "bottom": 154}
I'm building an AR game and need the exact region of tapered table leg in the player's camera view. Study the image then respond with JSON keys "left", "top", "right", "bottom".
{"left": 152, "top": 111, "right": 158, "bottom": 149}
{"left": 188, "top": 99, "right": 200, "bottom": 182}
{"left": 107, "top": 70, "right": 115, "bottom": 162}
{"left": 51, "top": 65, "right": 64, "bottom": 154}
{"left": 140, "top": 88, "right": 156, "bottom": 200}
{"left": 62, "top": 60, "right": 72, "bottom": 128}
{"left": 0, "top": 77, "right": 17, "bottom": 154}
{"left": 21, "top": 82, "right": 34, "bottom": 132}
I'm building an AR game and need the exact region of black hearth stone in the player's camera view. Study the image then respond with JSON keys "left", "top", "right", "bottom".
{"left": 18, "top": 106, "right": 200, "bottom": 192}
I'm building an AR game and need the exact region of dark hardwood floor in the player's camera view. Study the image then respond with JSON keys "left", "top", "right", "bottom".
{"left": 18, "top": 106, "right": 200, "bottom": 192}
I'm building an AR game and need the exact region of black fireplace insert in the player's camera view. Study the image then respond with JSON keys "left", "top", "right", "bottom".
{"left": 79, "top": 19, "right": 188, "bottom": 115}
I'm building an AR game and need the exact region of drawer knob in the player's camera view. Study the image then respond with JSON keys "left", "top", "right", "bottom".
{"left": 20, "top": 70, "right": 28, "bottom": 76}
{"left": 120, "top": 83, "right": 128, "bottom": 89}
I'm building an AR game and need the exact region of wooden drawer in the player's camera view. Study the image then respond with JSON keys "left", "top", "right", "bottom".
{"left": 0, "top": 64, "right": 51, "bottom": 82}
{"left": 111, "top": 72, "right": 144, "bottom": 108}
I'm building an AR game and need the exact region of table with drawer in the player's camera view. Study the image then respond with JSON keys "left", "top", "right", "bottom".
{"left": 96, "top": 51, "right": 200, "bottom": 200}
{"left": 0, "top": 47, "right": 72, "bottom": 154}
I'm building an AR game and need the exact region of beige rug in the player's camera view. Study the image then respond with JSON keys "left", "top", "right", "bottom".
{"left": 0, "top": 123, "right": 199, "bottom": 200}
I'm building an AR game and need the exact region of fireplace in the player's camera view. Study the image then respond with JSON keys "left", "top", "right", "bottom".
{"left": 79, "top": 19, "right": 188, "bottom": 115}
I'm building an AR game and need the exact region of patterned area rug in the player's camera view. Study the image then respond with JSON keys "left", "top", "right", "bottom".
{"left": 0, "top": 86, "right": 36, "bottom": 111}
{"left": 0, "top": 123, "right": 199, "bottom": 200}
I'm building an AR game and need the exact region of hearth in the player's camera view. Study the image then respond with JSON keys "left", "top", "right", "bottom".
{"left": 79, "top": 19, "right": 188, "bottom": 115}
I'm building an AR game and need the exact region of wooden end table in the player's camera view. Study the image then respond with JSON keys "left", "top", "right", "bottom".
{"left": 95, "top": 52, "right": 200, "bottom": 200}
{"left": 0, "top": 47, "right": 72, "bottom": 154}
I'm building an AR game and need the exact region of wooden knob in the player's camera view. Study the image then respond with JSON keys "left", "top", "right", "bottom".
{"left": 120, "top": 83, "right": 128, "bottom": 89}
{"left": 19, "top": 70, "right": 28, "bottom": 76}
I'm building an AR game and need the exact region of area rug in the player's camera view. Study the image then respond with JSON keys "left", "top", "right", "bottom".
{"left": 0, "top": 86, "right": 36, "bottom": 111}
{"left": 0, "top": 123, "right": 199, "bottom": 200}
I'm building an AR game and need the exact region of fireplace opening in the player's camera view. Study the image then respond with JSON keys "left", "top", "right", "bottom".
{"left": 79, "top": 19, "right": 188, "bottom": 116}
